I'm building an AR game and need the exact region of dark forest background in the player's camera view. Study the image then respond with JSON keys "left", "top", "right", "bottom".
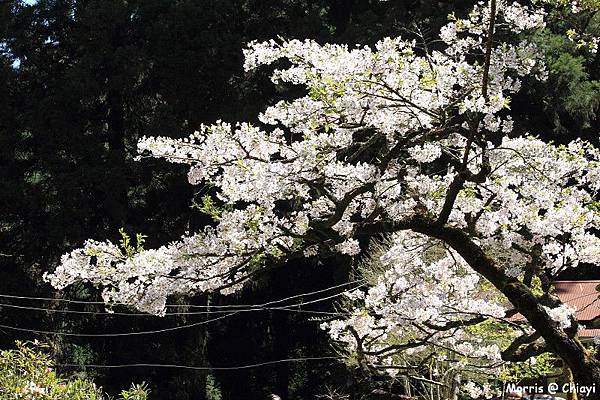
{"left": 1, "top": 0, "right": 599, "bottom": 399}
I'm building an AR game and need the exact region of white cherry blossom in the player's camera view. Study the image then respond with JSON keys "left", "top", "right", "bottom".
{"left": 45, "top": 0, "right": 600, "bottom": 385}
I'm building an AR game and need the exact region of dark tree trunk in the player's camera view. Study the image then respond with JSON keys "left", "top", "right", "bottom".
{"left": 272, "top": 311, "right": 290, "bottom": 400}
{"left": 106, "top": 86, "right": 128, "bottom": 229}
{"left": 418, "top": 221, "right": 600, "bottom": 392}
{"left": 360, "top": 216, "right": 600, "bottom": 393}
{"left": 448, "top": 372, "right": 460, "bottom": 400}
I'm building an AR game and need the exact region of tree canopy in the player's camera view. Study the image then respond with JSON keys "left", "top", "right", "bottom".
{"left": 42, "top": 0, "right": 600, "bottom": 392}
{"left": 3, "top": 0, "right": 600, "bottom": 398}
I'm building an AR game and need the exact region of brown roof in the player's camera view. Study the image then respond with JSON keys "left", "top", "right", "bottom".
{"left": 579, "top": 328, "right": 600, "bottom": 338}
{"left": 509, "top": 280, "right": 600, "bottom": 338}
{"left": 553, "top": 280, "right": 600, "bottom": 322}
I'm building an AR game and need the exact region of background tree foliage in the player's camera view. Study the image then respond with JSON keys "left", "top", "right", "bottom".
{"left": 1, "top": 341, "right": 149, "bottom": 400}
{"left": 0, "top": 0, "right": 598, "bottom": 399}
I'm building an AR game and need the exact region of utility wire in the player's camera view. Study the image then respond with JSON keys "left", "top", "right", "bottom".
{"left": 0, "top": 279, "right": 364, "bottom": 309}
{"left": 0, "top": 286, "right": 357, "bottom": 337}
{"left": 0, "top": 302, "right": 348, "bottom": 317}
{"left": 55, "top": 356, "right": 343, "bottom": 371}
{"left": 0, "top": 312, "right": 238, "bottom": 337}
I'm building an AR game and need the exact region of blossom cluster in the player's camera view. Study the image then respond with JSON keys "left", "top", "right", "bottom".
{"left": 467, "top": 138, "right": 600, "bottom": 277}
{"left": 45, "top": 1, "right": 600, "bottom": 366}
{"left": 463, "top": 381, "right": 496, "bottom": 399}
{"left": 322, "top": 231, "right": 507, "bottom": 375}
{"left": 542, "top": 304, "right": 577, "bottom": 329}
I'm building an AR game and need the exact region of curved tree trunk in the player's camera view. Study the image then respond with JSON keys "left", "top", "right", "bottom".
{"left": 360, "top": 217, "right": 600, "bottom": 392}
{"left": 448, "top": 372, "right": 460, "bottom": 400}
{"left": 419, "top": 221, "right": 600, "bottom": 391}
{"left": 563, "top": 362, "right": 578, "bottom": 400}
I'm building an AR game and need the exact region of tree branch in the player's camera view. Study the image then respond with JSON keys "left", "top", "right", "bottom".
{"left": 501, "top": 332, "right": 549, "bottom": 362}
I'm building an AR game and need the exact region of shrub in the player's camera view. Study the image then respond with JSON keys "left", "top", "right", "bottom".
{"left": 0, "top": 340, "right": 149, "bottom": 400}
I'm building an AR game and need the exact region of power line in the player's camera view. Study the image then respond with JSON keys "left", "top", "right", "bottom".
{"left": 243, "top": 280, "right": 364, "bottom": 309}
{"left": 0, "top": 301, "right": 348, "bottom": 316}
{"left": 0, "top": 279, "right": 364, "bottom": 309}
{"left": 0, "top": 312, "right": 238, "bottom": 337}
{"left": 0, "top": 287, "right": 354, "bottom": 337}
{"left": 56, "top": 356, "right": 343, "bottom": 371}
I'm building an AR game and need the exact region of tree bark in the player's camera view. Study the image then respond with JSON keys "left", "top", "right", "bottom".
{"left": 105, "top": 86, "right": 128, "bottom": 230}
{"left": 359, "top": 216, "right": 600, "bottom": 391}
{"left": 563, "top": 362, "right": 578, "bottom": 400}
{"left": 414, "top": 220, "right": 600, "bottom": 391}
{"left": 448, "top": 372, "right": 460, "bottom": 400}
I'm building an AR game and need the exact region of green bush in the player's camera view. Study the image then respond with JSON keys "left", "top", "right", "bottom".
{"left": 0, "top": 341, "right": 149, "bottom": 400}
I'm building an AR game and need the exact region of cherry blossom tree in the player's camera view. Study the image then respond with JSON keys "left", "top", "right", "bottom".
{"left": 46, "top": 0, "right": 600, "bottom": 389}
